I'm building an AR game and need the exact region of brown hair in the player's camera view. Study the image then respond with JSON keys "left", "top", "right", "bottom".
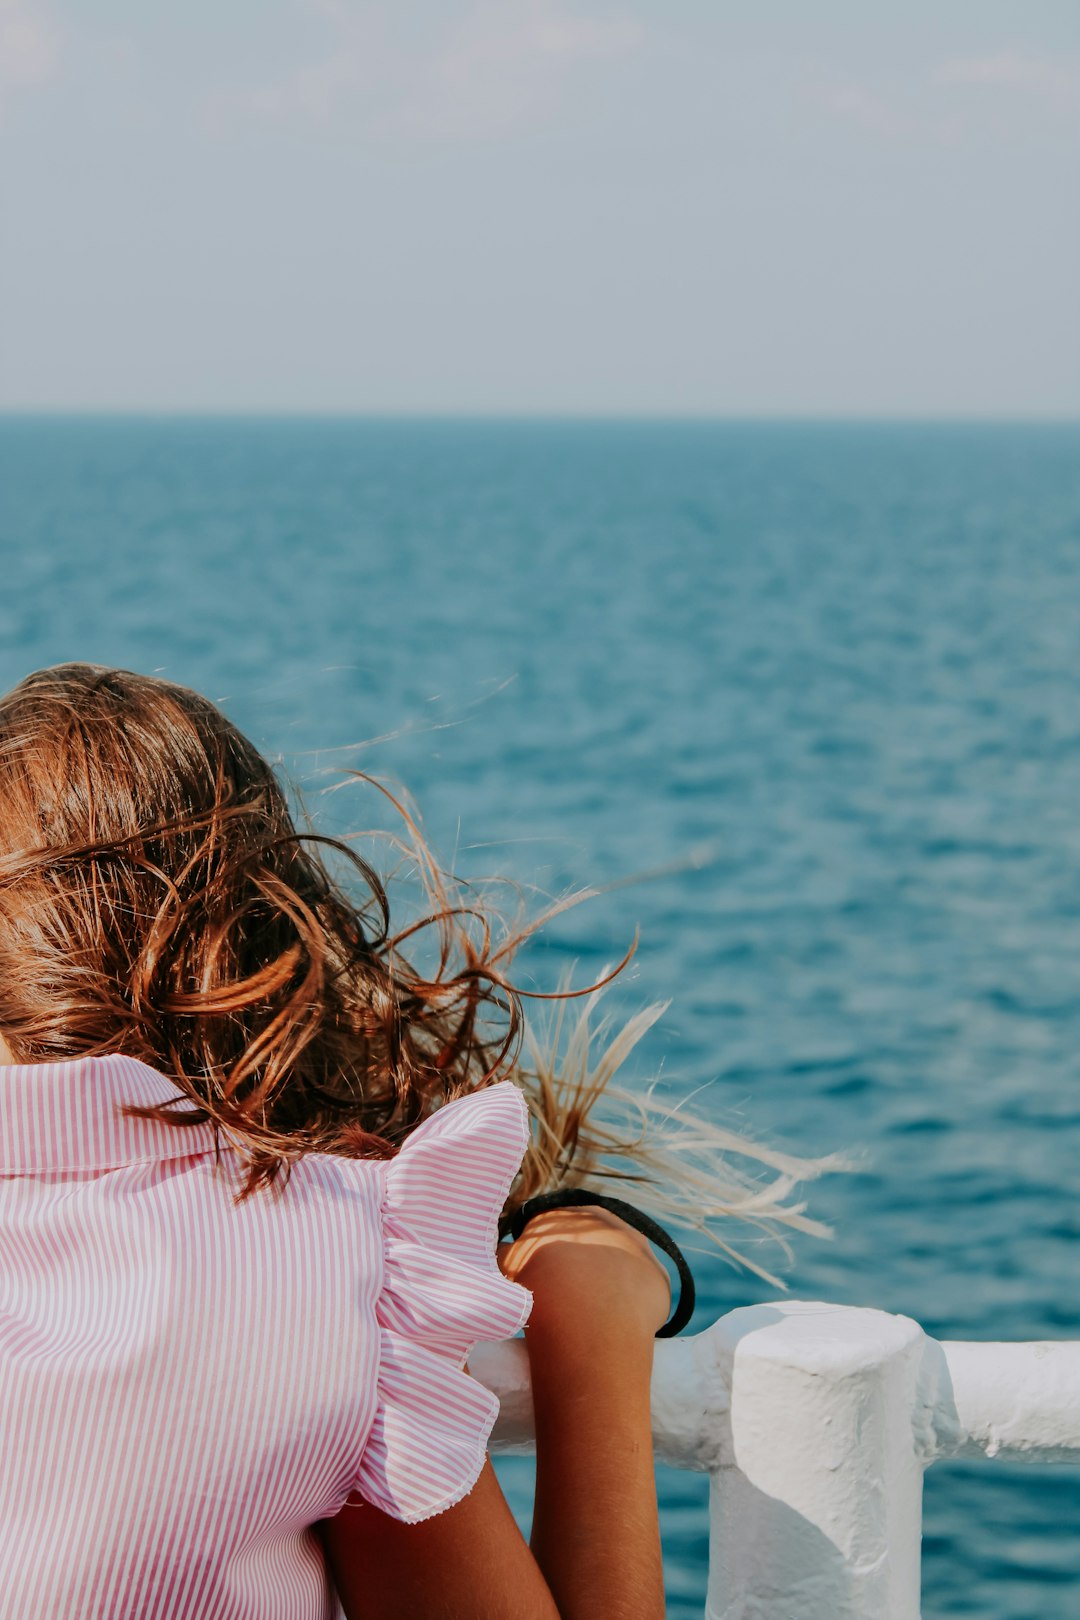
{"left": 0, "top": 664, "right": 840, "bottom": 1278}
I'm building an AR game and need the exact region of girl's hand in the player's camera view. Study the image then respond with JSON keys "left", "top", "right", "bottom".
{"left": 498, "top": 1203, "right": 671, "bottom": 1341}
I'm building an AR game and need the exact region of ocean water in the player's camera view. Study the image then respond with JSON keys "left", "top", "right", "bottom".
{"left": 1, "top": 416, "right": 1078, "bottom": 1616}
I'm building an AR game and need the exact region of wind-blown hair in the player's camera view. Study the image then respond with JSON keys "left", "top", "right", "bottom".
{"left": 0, "top": 664, "right": 840, "bottom": 1283}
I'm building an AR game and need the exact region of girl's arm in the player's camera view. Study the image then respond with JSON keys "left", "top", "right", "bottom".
{"left": 503, "top": 1204, "right": 668, "bottom": 1618}
{"left": 318, "top": 1206, "right": 669, "bottom": 1620}
{"left": 319, "top": 1460, "right": 560, "bottom": 1620}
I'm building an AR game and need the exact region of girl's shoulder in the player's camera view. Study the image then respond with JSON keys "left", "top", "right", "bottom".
{"left": 380, "top": 1080, "right": 530, "bottom": 1220}
{"left": 334, "top": 1082, "right": 535, "bottom": 1522}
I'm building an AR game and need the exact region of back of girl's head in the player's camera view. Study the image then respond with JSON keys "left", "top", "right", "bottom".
{"left": 0, "top": 664, "right": 505, "bottom": 1189}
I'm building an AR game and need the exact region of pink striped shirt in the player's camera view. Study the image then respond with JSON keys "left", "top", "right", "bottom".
{"left": 0, "top": 1056, "right": 532, "bottom": 1618}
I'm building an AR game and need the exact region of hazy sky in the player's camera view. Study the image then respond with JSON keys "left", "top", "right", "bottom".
{"left": 1, "top": 0, "right": 1078, "bottom": 415}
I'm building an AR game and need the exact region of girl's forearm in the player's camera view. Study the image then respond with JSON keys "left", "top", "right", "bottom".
{"left": 524, "top": 1305, "right": 665, "bottom": 1620}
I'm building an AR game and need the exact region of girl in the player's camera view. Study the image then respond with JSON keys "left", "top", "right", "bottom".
{"left": 0, "top": 664, "right": 829, "bottom": 1619}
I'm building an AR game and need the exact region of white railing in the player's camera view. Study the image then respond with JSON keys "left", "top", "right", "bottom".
{"left": 471, "top": 1300, "right": 1080, "bottom": 1619}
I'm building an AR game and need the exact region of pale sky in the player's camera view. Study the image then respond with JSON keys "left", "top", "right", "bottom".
{"left": 1, "top": 0, "right": 1078, "bottom": 416}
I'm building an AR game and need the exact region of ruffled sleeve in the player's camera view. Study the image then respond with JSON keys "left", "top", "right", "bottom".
{"left": 352, "top": 1081, "right": 533, "bottom": 1523}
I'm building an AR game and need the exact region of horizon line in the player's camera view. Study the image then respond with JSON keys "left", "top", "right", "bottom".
{"left": 1, "top": 407, "right": 1078, "bottom": 427}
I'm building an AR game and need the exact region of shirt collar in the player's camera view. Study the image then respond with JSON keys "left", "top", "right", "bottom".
{"left": 0, "top": 1054, "right": 220, "bottom": 1174}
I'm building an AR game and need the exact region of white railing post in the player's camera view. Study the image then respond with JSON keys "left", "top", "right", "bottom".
{"left": 700, "top": 1302, "right": 926, "bottom": 1620}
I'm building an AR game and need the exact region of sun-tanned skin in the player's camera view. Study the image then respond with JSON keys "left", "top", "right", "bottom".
{"left": 318, "top": 1205, "right": 670, "bottom": 1620}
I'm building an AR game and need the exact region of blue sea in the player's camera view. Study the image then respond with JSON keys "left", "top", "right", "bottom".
{"left": 1, "top": 416, "right": 1078, "bottom": 1617}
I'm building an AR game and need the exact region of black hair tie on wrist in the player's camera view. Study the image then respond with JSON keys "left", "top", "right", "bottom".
{"left": 506, "top": 1188, "right": 696, "bottom": 1338}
